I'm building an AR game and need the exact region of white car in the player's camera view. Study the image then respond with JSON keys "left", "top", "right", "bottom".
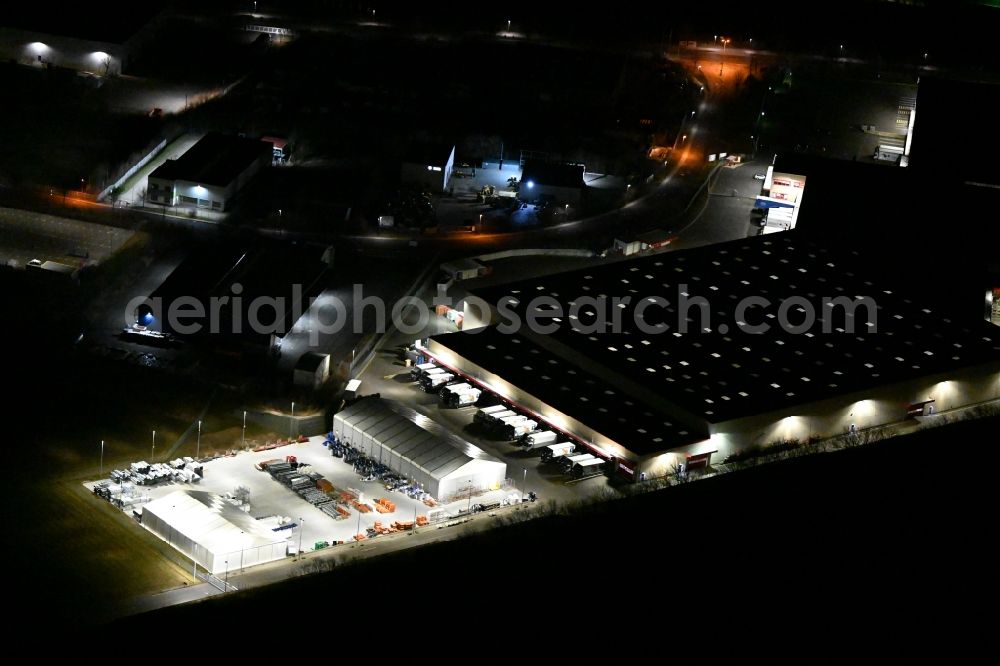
{"left": 753, "top": 173, "right": 766, "bottom": 180}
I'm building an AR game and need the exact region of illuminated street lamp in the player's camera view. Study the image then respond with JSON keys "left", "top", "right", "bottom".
{"left": 196, "top": 420, "right": 202, "bottom": 458}
{"left": 507, "top": 19, "right": 511, "bottom": 32}
{"left": 719, "top": 38, "right": 730, "bottom": 77}
{"left": 151, "top": 430, "right": 156, "bottom": 461}
{"left": 100, "top": 440, "right": 104, "bottom": 476}
{"left": 290, "top": 401, "right": 295, "bottom": 437}
{"left": 242, "top": 410, "right": 247, "bottom": 448}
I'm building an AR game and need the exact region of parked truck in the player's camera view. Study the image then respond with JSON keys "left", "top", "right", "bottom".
{"left": 560, "top": 453, "right": 597, "bottom": 472}
{"left": 474, "top": 405, "right": 508, "bottom": 424}
{"left": 502, "top": 419, "right": 537, "bottom": 441}
{"left": 421, "top": 373, "right": 455, "bottom": 391}
{"left": 481, "top": 409, "right": 517, "bottom": 429}
{"left": 441, "top": 383, "right": 481, "bottom": 407}
{"left": 571, "top": 457, "right": 606, "bottom": 478}
{"left": 541, "top": 442, "right": 576, "bottom": 462}
{"left": 410, "top": 362, "right": 437, "bottom": 380}
{"left": 519, "top": 430, "right": 558, "bottom": 449}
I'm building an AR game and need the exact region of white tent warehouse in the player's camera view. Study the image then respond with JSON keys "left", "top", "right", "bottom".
{"left": 141, "top": 490, "right": 289, "bottom": 575}
{"left": 333, "top": 399, "right": 507, "bottom": 501}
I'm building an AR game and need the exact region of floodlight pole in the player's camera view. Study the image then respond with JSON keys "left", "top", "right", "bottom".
{"left": 151, "top": 430, "right": 156, "bottom": 461}
{"left": 298, "top": 517, "right": 305, "bottom": 558}
{"left": 196, "top": 420, "right": 202, "bottom": 458}
{"left": 242, "top": 410, "right": 247, "bottom": 449}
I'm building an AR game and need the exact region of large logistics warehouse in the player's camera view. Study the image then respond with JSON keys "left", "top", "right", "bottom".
{"left": 141, "top": 490, "right": 289, "bottom": 575}
{"left": 429, "top": 233, "right": 1000, "bottom": 480}
{"left": 333, "top": 399, "right": 507, "bottom": 501}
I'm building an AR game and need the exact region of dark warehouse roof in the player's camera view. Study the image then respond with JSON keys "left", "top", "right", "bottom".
{"left": 521, "top": 161, "right": 585, "bottom": 189}
{"left": 149, "top": 133, "right": 273, "bottom": 188}
{"left": 470, "top": 233, "right": 1000, "bottom": 424}
{"left": 430, "top": 326, "right": 707, "bottom": 456}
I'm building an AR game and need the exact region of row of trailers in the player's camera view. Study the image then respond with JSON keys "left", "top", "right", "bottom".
{"left": 411, "top": 361, "right": 607, "bottom": 480}
{"left": 471, "top": 398, "right": 608, "bottom": 480}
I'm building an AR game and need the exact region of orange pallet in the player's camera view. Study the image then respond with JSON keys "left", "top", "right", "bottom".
{"left": 336, "top": 505, "right": 350, "bottom": 517}
{"left": 353, "top": 533, "right": 366, "bottom": 541}
{"left": 374, "top": 504, "right": 391, "bottom": 514}
{"left": 422, "top": 498, "right": 437, "bottom": 507}
{"left": 415, "top": 515, "right": 429, "bottom": 526}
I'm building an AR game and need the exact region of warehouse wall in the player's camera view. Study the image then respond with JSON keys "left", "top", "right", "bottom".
{"left": 710, "top": 363, "right": 1000, "bottom": 455}
{"left": 141, "top": 506, "right": 212, "bottom": 572}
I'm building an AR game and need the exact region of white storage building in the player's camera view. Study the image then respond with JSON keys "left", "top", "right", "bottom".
{"left": 141, "top": 490, "right": 289, "bottom": 575}
{"left": 333, "top": 399, "right": 506, "bottom": 501}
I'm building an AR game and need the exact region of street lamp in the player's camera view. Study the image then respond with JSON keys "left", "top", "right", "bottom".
{"left": 290, "top": 401, "right": 295, "bottom": 438}
{"left": 466, "top": 480, "right": 473, "bottom": 513}
{"left": 507, "top": 19, "right": 511, "bottom": 32}
{"left": 100, "top": 440, "right": 104, "bottom": 476}
{"left": 298, "top": 517, "right": 305, "bottom": 558}
{"left": 196, "top": 420, "right": 201, "bottom": 458}
{"left": 151, "top": 430, "right": 156, "bottom": 461}
{"left": 719, "top": 38, "right": 730, "bottom": 77}
{"left": 242, "top": 410, "right": 247, "bottom": 449}
{"left": 521, "top": 468, "right": 527, "bottom": 503}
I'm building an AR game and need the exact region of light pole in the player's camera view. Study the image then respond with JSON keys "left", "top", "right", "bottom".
{"left": 521, "top": 468, "right": 527, "bottom": 503}
{"left": 290, "top": 401, "right": 295, "bottom": 438}
{"left": 298, "top": 517, "right": 305, "bottom": 558}
{"left": 196, "top": 420, "right": 201, "bottom": 458}
{"left": 507, "top": 19, "right": 511, "bottom": 32}
{"left": 224, "top": 560, "right": 229, "bottom": 588}
{"left": 466, "top": 480, "right": 473, "bottom": 513}
{"left": 719, "top": 38, "right": 730, "bottom": 77}
{"left": 242, "top": 410, "right": 247, "bottom": 449}
{"left": 100, "top": 440, "right": 104, "bottom": 476}
{"left": 151, "top": 430, "right": 156, "bottom": 461}
{"left": 752, "top": 86, "right": 772, "bottom": 157}
{"left": 239, "top": 531, "right": 245, "bottom": 572}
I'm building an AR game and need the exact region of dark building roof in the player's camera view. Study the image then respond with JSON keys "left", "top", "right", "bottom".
{"left": 1, "top": 4, "right": 164, "bottom": 44}
{"left": 149, "top": 133, "right": 273, "bottom": 188}
{"left": 521, "top": 161, "right": 585, "bottom": 189}
{"left": 403, "top": 142, "right": 454, "bottom": 167}
{"left": 150, "top": 242, "right": 327, "bottom": 346}
{"left": 773, "top": 152, "right": 1000, "bottom": 318}
{"left": 910, "top": 76, "right": 1000, "bottom": 186}
{"left": 430, "top": 326, "right": 707, "bottom": 456}
{"left": 470, "top": 233, "right": 1000, "bottom": 424}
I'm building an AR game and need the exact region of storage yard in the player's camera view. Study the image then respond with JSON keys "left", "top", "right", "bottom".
{"left": 87, "top": 429, "right": 518, "bottom": 573}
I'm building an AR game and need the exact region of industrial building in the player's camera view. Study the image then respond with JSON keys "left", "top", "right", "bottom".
{"left": 147, "top": 133, "right": 273, "bottom": 212}
{"left": 518, "top": 161, "right": 586, "bottom": 205}
{"left": 400, "top": 143, "right": 456, "bottom": 193}
{"left": 143, "top": 241, "right": 328, "bottom": 353}
{"left": 333, "top": 399, "right": 506, "bottom": 501}
{"left": 0, "top": 4, "right": 165, "bottom": 75}
{"left": 141, "top": 490, "right": 289, "bottom": 575}
{"left": 426, "top": 232, "right": 1000, "bottom": 480}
